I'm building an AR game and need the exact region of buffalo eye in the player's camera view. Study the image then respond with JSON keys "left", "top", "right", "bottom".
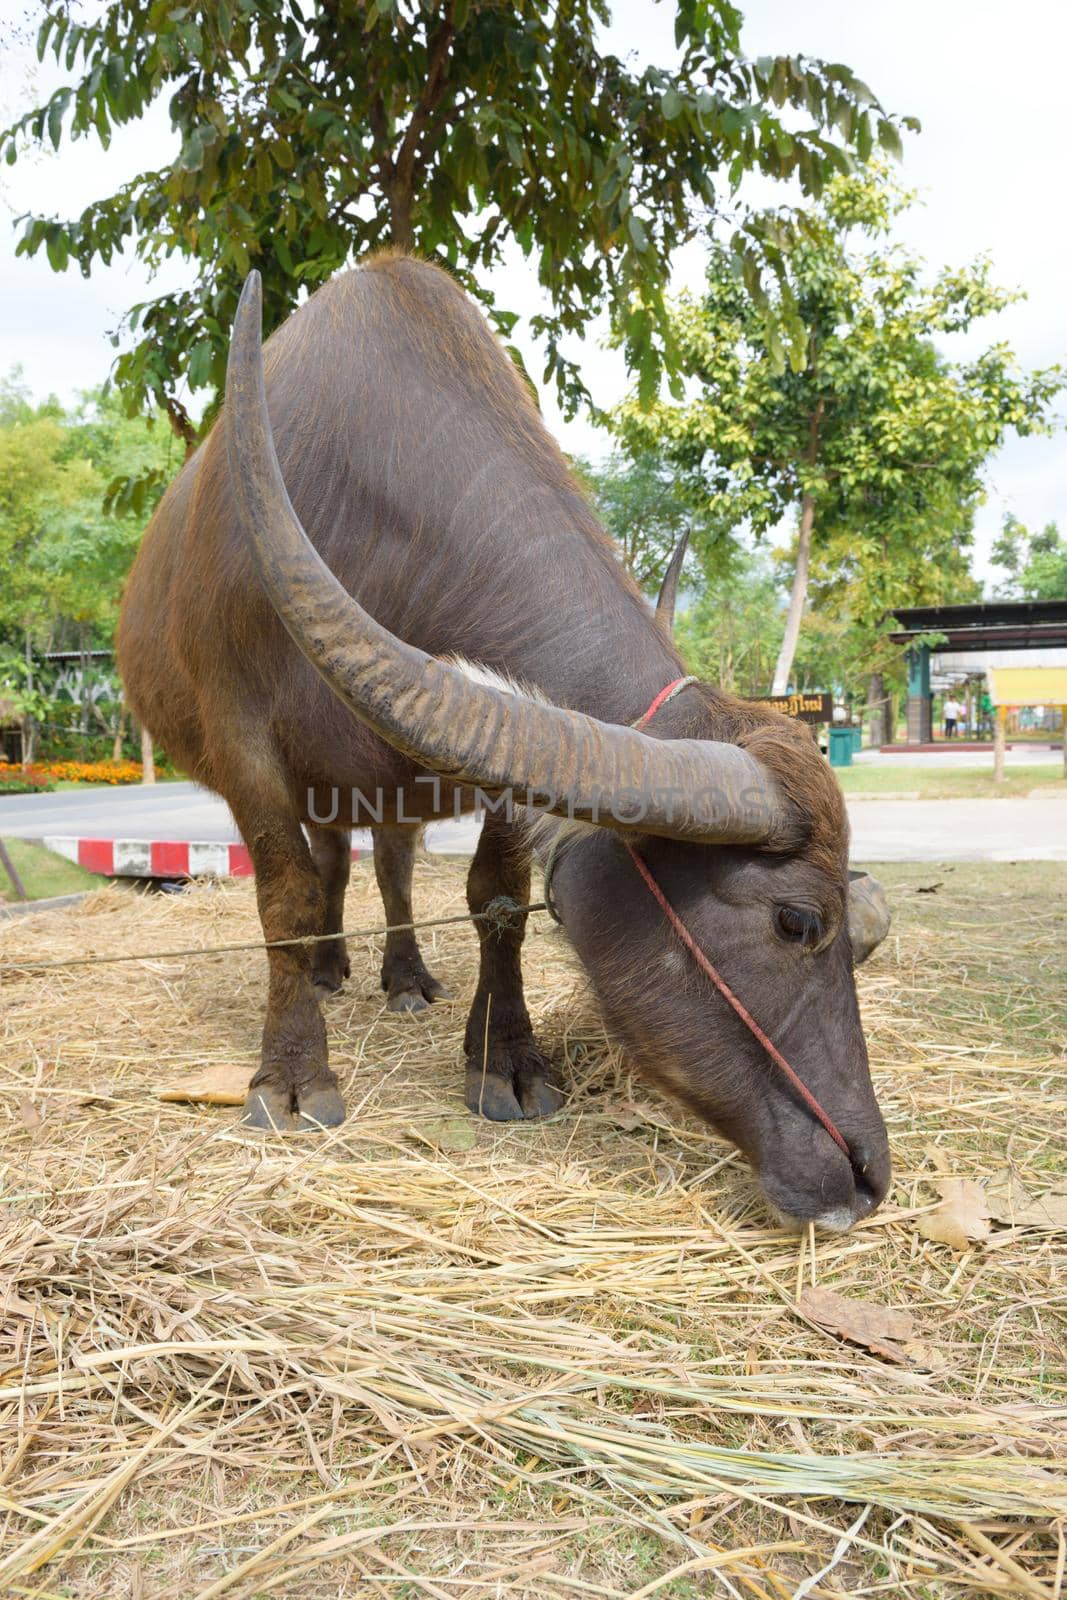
{"left": 776, "top": 905, "right": 822, "bottom": 948}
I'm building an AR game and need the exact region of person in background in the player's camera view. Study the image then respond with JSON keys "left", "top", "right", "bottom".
{"left": 980, "top": 690, "right": 994, "bottom": 738}
{"left": 943, "top": 694, "right": 960, "bottom": 738}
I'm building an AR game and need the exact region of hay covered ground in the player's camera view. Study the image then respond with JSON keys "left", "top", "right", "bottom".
{"left": 1, "top": 856, "right": 1064, "bottom": 1599}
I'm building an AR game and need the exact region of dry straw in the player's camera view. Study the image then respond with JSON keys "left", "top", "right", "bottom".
{"left": 1, "top": 856, "right": 1064, "bottom": 1597}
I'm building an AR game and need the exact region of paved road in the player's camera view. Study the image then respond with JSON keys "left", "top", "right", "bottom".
{"left": 2, "top": 779, "right": 1065, "bottom": 862}
{"left": 0, "top": 781, "right": 477, "bottom": 855}
{"left": 0, "top": 782, "right": 240, "bottom": 842}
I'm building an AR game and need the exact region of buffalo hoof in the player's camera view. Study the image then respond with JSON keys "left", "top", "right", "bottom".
{"left": 520, "top": 1076, "right": 566, "bottom": 1119}
{"left": 241, "top": 1079, "right": 346, "bottom": 1133}
{"left": 296, "top": 1084, "right": 347, "bottom": 1130}
{"left": 383, "top": 962, "right": 451, "bottom": 1015}
{"left": 464, "top": 1041, "right": 564, "bottom": 1122}
{"left": 241, "top": 1084, "right": 302, "bottom": 1132}
{"left": 313, "top": 942, "right": 351, "bottom": 992}
{"left": 389, "top": 988, "right": 432, "bottom": 1015}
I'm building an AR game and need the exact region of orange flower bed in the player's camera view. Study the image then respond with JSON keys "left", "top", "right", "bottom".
{"left": 0, "top": 759, "right": 159, "bottom": 787}
{"left": 0, "top": 764, "right": 53, "bottom": 793}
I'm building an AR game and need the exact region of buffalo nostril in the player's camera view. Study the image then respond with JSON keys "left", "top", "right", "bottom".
{"left": 849, "top": 1140, "right": 891, "bottom": 1214}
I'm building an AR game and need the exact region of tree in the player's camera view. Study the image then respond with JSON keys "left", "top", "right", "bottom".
{"left": 617, "top": 164, "right": 1064, "bottom": 694}
{"left": 576, "top": 449, "right": 740, "bottom": 596}
{"left": 3, "top": 1, "right": 912, "bottom": 447}
{"left": 674, "top": 545, "right": 780, "bottom": 695}
{"left": 0, "top": 377, "right": 172, "bottom": 646}
{"left": 665, "top": 538, "right": 849, "bottom": 700}
{"left": 991, "top": 514, "right": 1067, "bottom": 600}
{"left": 802, "top": 473, "right": 981, "bottom": 741}
{"left": 0, "top": 380, "right": 95, "bottom": 641}
{"left": 580, "top": 446, "right": 852, "bottom": 699}
{"left": 0, "top": 376, "right": 171, "bottom": 762}
{"left": 577, "top": 452, "right": 691, "bottom": 593}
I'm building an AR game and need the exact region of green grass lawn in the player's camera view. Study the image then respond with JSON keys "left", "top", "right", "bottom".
{"left": 838, "top": 761, "right": 1067, "bottom": 799}
{"left": 853, "top": 858, "right": 1067, "bottom": 1045}
{"left": 0, "top": 838, "right": 103, "bottom": 903}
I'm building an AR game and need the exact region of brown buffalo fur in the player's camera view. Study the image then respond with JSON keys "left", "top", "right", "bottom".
{"left": 116, "top": 252, "right": 852, "bottom": 1143}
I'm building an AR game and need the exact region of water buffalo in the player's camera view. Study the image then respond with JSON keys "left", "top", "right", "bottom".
{"left": 117, "top": 255, "right": 890, "bottom": 1230}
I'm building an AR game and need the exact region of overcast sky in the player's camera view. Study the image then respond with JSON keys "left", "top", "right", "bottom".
{"left": 1, "top": 0, "right": 1063, "bottom": 583}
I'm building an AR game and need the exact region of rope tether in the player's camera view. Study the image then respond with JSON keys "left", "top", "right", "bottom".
{"left": 0, "top": 899, "right": 546, "bottom": 974}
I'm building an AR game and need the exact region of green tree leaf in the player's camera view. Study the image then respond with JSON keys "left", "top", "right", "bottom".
{"left": 613, "top": 163, "right": 1063, "bottom": 696}
{"left": 3, "top": 0, "right": 910, "bottom": 449}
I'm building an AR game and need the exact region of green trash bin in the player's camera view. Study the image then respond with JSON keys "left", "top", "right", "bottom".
{"left": 851, "top": 725, "right": 863, "bottom": 753}
{"left": 828, "top": 726, "right": 853, "bottom": 767}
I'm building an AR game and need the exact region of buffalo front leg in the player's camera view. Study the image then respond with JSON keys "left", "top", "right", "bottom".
{"left": 464, "top": 813, "right": 563, "bottom": 1121}
{"left": 234, "top": 804, "right": 345, "bottom": 1132}
{"left": 308, "top": 825, "right": 352, "bottom": 992}
{"left": 373, "top": 825, "right": 451, "bottom": 1013}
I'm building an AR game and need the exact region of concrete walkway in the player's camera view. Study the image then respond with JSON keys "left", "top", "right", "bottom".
{"left": 3, "top": 779, "right": 1065, "bottom": 862}
{"left": 853, "top": 746, "right": 1063, "bottom": 770}
{"left": 846, "top": 795, "right": 1066, "bottom": 862}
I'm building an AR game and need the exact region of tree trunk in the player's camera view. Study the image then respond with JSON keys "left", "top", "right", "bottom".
{"left": 771, "top": 491, "right": 815, "bottom": 695}
{"left": 993, "top": 705, "right": 1006, "bottom": 783}
{"left": 79, "top": 624, "right": 91, "bottom": 737}
{"left": 22, "top": 628, "right": 35, "bottom": 771}
{"left": 112, "top": 698, "right": 127, "bottom": 763}
{"left": 388, "top": 191, "right": 415, "bottom": 253}
{"left": 140, "top": 724, "right": 156, "bottom": 785}
{"left": 866, "top": 673, "right": 885, "bottom": 747}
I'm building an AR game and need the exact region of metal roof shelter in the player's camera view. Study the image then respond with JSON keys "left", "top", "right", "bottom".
{"left": 887, "top": 599, "right": 1067, "bottom": 775}
{"left": 889, "top": 599, "right": 1067, "bottom": 652}
{"left": 43, "top": 649, "right": 114, "bottom": 664}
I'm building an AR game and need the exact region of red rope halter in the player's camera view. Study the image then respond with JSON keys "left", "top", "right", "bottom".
{"left": 632, "top": 674, "right": 699, "bottom": 728}
{"left": 630, "top": 679, "right": 851, "bottom": 1160}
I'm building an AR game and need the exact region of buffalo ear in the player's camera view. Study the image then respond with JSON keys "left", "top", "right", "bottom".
{"left": 848, "top": 870, "right": 892, "bottom": 965}
{"left": 654, "top": 529, "right": 690, "bottom": 634}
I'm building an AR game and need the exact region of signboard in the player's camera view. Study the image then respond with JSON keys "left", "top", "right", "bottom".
{"left": 986, "top": 666, "right": 1067, "bottom": 707}
{"left": 749, "top": 692, "right": 833, "bottom": 724}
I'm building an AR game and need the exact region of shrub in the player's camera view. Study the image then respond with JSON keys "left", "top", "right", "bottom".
{"left": 0, "top": 759, "right": 157, "bottom": 788}
{"left": 0, "top": 765, "right": 55, "bottom": 794}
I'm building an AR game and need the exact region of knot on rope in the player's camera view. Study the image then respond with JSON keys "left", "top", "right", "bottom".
{"left": 480, "top": 895, "right": 527, "bottom": 935}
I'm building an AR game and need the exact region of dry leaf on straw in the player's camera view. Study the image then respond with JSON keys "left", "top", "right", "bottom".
{"left": 985, "top": 1173, "right": 1067, "bottom": 1232}
{"left": 18, "top": 1097, "right": 43, "bottom": 1130}
{"left": 157, "top": 1064, "right": 253, "bottom": 1106}
{"left": 1, "top": 1289, "right": 42, "bottom": 1322}
{"left": 607, "top": 1100, "right": 661, "bottom": 1132}
{"left": 917, "top": 1179, "right": 991, "bottom": 1251}
{"left": 798, "top": 1287, "right": 918, "bottom": 1364}
{"left": 419, "top": 1116, "right": 478, "bottom": 1152}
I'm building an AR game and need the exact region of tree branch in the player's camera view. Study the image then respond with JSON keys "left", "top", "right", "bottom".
{"left": 163, "top": 393, "right": 197, "bottom": 452}
{"left": 388, "top": 4, "right": 456, "bottom": 247}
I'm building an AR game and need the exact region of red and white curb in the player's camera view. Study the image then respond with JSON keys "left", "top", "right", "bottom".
{"left": 40, "top": 837, "right": 360, "bottom": 879}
